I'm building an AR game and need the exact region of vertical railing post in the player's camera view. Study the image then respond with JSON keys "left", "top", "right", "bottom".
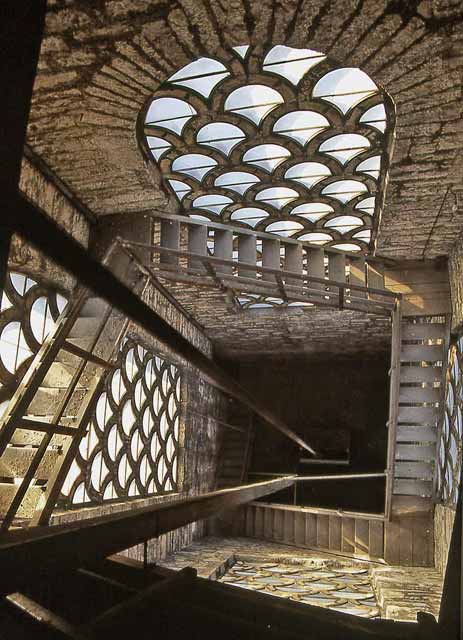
{"left": 349, "top": 256, "right": 367, "bottom": 299}
{"left": 262, "top": 238, "right": 280, "bottom": 282}
{"left": 285, "top": 243, "right": 303, "bottom": 291}
{"left": 238, "top": 234, "right": 257, "bottom": 279}
{"left": 188, "top": 224, "right": 207, "bottom": 271}
{"left": 385, "top": 299, "right": 402, "bottom": 519}
{"left": 307, "top": 247, "right": 325, "bottom": 294}
{"left": 214, "top": 229, "right": 233, "bottom": 275}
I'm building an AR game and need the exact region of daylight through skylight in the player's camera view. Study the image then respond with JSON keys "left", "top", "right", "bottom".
{"left": 141, "top": 45, "right": 393, "bottom": 252}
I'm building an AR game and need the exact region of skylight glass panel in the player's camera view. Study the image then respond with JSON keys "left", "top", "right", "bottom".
{"left": 168, "top": 179, "right": 191, "bottom": 202}
{"left": 265, "top": 220, "right": 304, "bottom": 237}
{"left": 290, "top": 202, "right": 334, "bottom": 223}
{"left": 243, "top": 144, "right": 291, "bottom": 173}
{"left": 263, "top": 45, "right": 326, "bottom": 85}
{"left": 356, "top": 155, "right": 381, "bottom": 180}
{"left": 196, "top": 122, "right": 246, "bottom": 156}
{"left": 232, "top": 45, "right": 250, "bottom": 60}
{"left": 146, "top": 136, "right": 171, "bottom": 162}
{"left": 285, "top": 162, "right": 331, "bottom": 189}
{"left": 321, "top": 180, "right": 368, "bottom": 204}
{"left": 273, "top": 110, "right": 329, "bottom": 147}
{"left": 313, "top": 68, "right": 378, "bottom": 115}
{"left": 214, "top": 171, "right": 260, "bottom": 195}
{"left": 255, "top": 187, "right": 299, "bottom": 210}
{"left": 355, "top": 197, "right": 375, "bottom": 215}
{"left": 298, "top": 232, "right": 333, "bottom": 245}
{"left": 145, "top": 98, "right": 197, "bottom": 135}
{"left": 168, "top": 57, "right": 230, "bottom": 98}
{"left": 11, "top": 273, "right": 36, "bottom": 296}
{"left": 353, "top": 229, "right": 372, "bottom": 242}
{"left": 224, "top": 85, "right": 284, "bottom": 126}
{"left": 324, "top": 215, "right": 364, "bottom": 234}
{"left": 318, "top": 134, "right": 370, "bottom": 165}
{"left": 230, "top": 207, "right": 268, "bottom": 228}
{"left": 332, "top": 243, "right": 362, "bottom": 252}
{"left": 192, "top": 194, "right": 234, "bottom": 214}
{"left": 360, "top": 104, "right": 387, "bottom": 133}
{"left": 172, "top": 154, "right": 217, "bottom": 182}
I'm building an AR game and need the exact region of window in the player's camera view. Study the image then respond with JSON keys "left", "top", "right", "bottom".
{"left": 61, "top": 337, "right": 182, "bottom": 505}
{"left": 141, "top": 45, "right": 393, "bottom": 253}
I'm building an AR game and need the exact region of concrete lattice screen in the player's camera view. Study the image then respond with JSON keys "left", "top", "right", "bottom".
{"left": 140, "top": 45, "right": 394, "bottom": 257}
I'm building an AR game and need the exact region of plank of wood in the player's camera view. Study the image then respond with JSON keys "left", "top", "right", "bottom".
{"left": 294, "top": 511, "right": 305, "bottom": 546}
{"left": 369, "top": 520, "right": 384, "bottom": 559}
{"left": 245, "top": 506, "right": 254, "bottom": 537}
{"left": 341, "top": 517, "right": 355, "bottom": 554}
{"left": 264, "top": 506, "right": 274, "bottom": 540}
{"left": 317, "top": 515, "right": 329, "bottom": 548}
{"left": 400, "top": 344, "right": 444, "bottom": 363}
{"left": 399, "top": 365, "right": 442, "bottom": 383}
{"left": 393, "top": 479, "right": 433, "bottom": 497}
{"left": 254, "top": 506, "right": 264, "bottom": 538}
{"left": 398, "top": 406, "right": 439, "bottom": 424}
{"left": 349, "top": 257, "right": 366, "bottom": 298}
{"left": 274, "top": 508, "right": 284, "bottom": 541}
{"left": 401, "top": 294, "right": 450, "bottom": 316}
{"left": 354, "top": 519, "right": 369, "bottom": 556}
{"left": 399, "top": 386, "right": 441, "bottom": 403}
{"left": 395, "top": 444, "right": 436, "bottom": 461}
{"left": 395, "top": 461, "right": 434, "bottom": 480}
{"left": 385, "top": 267, "right": 449, "bottom": 287}
{"left": 283, "top": 509, "right": 295, "bottom": 544}
{"left": 396, "top": 425, "right": 437, "bottom": 442}
{"left": 412, "top": 515, "right": 434, "bottom": 567}
{"left": 391, "top": 496, "right": 433, "bottom": 516}
{"left": 402, "top": 323, "right": 446, "bottom": 340}
{"left": 305, "top": 513, "right": 317, "bottom": 546}
{"left": 367, "top": 263, "right": 384, "bottom": 292}
{"left": 384, "top": 519, "right": 401, "bottom": 564}
{"left": 328, "top": 515, "right": 341, "bottom": 551}
{"left": 328, "top": 254, "right": 346, "bottom": 283}
{"left": 399, "top": 517, "right": 413, "bottom": 566}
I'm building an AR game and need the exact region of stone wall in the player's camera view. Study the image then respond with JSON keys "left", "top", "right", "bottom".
{"left": 449, "top": 242, "right": 463, "bottom": 331}
{"left": 9, "top": 155, "right": 92, "bottom": 291}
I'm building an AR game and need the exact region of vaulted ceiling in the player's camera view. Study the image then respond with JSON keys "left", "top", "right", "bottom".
{"left": 28, "top": 1, "right": 462, "bottom": 261}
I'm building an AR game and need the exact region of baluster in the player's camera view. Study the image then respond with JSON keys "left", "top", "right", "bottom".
{"left": 262, "top": 238, "right": 280, "bottom": 283}
{"left": 214, "top": 229, "right": 233, "bottom": 275}
{"left": 328, "top": 252, "right": 346, "bottom": 306}
{"left": 238, "top": 234, "right": 257, "bottom": 279}
{"left": 188, "top": 224, "right": 207, "bottom": 271}
{"left": 307, "top": 247, "right": 325, "bottom": 293}
{"left": 284, "top": 243, "right": 303, "bottom": 292}
{"left": 160, "top": 219, "right": 180, "bottom": 267}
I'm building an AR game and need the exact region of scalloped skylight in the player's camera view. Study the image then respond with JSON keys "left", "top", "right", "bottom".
{"left": 142, "top": 45, "right": 393, "bottom": 252}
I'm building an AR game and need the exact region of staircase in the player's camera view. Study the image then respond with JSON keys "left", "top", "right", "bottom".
{"left": 392, "top": 316, "right": 449, "bottom": 500}
{"left": 217, "top": 402, "right": 254, "bottom": 489}
{"left": 243, "top": 503, "right": 385, "bottom": 560}
{"left": 0, "top": 265, "right": 148, "bottom": 530}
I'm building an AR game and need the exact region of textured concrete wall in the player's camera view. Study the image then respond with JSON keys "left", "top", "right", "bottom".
{"left": 25, "top": 1, "right": 463, "bottom": 261}
{"left": 9, "top": 155, "right": 91, "bottom": 291}
{"left": 449, "top": 242, "right": 463, "bottom": 331}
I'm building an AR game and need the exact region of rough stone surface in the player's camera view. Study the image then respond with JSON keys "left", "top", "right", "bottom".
{"left": 24, "top": 0, "right": 463, "bottom": 260}
{"left": 449, "top": 240, "right": 463, "bottom": 330}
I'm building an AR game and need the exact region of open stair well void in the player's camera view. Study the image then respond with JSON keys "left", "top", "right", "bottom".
{"left": 2, "top": 3, "right": 463, "bottom": 638}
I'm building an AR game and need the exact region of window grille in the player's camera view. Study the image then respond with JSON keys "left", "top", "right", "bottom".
{"left": 437, "top": 336, "right": 463, "bottom": 507}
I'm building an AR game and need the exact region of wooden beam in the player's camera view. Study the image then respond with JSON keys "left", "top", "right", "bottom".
{"left": 9, "top": 200, "right": 316, "bottom": 454}
{"left": 0, "top": 476, "right": 295, "bottom": 595}
{"left": 62, "top": 340, "right": 116, "bottom": 370}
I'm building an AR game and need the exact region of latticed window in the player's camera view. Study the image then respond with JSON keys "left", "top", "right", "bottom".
{"left": 61, "top": 336, "right": 182, "bottom": 506}
{"left": 437, "top": 336, "right": 463, "bottom": 507}
{"left": 0, "top": 270, "right": 67, "bottom": 416}
{"left": 140, "top": 45, "right": 394, "bottom": 254}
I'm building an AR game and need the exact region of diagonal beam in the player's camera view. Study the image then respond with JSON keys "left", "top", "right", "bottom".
{"left": 0, "top": 476, "right": 295, "bottom": 595}
{"left": 7, "top": 196, "right": 316, "bottom": 455}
